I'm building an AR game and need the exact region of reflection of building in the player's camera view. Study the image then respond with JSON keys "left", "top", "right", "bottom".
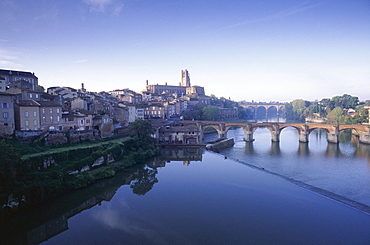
{"left": 27, "top": 216, "right": 68, "bottom": 245}
{"left": 160, "top": 147, "right": 203, "bottom": 163}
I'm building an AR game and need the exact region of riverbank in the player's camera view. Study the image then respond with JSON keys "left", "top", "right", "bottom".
{"left": 0, "top": 136, "right": 160, "bottom": 218}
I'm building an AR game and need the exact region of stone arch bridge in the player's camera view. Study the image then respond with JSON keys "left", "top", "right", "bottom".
{"left": 176, "top": 121, "right": 370, "bottom": 144}
{"left": 240, "top": 104, "right": 286, "bottom": 121}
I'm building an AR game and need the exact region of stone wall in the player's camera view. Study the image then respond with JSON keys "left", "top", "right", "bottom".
{"left": 206, "top": 138, "right": 234, "bottom": 152}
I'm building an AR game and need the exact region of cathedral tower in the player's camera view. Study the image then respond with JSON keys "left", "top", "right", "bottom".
{"left": 181, "top": 69, "right": 191, "bottom": 87}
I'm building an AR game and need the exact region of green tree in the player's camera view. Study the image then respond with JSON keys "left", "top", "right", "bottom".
{"left": 284, "top": 99, "right": 310, "bottom": 121}
{"left": 352, "top": 107, "right": 369, "bottom": 124}
{"left": 37, "top": 85, "right": 45, "bottom": 92}
{"left": 327, "top": 107, "right": 346, "bottom": 124}
{"left": 202, "top": 106, "right": 219, "bottom": 121}
{"left": 0, "top": 140, "right": 25, "bottom": 206}
{"left": 129, "top": 119, "right": 155, "bottom": 144}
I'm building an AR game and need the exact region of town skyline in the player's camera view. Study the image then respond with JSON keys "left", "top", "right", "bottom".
{"left": 1, "top": 0, "right": 369, "bottom": 102}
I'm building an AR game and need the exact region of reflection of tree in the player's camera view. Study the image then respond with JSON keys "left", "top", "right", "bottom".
{"left": 130, "top": 167, "right": 158, "bottom": 196}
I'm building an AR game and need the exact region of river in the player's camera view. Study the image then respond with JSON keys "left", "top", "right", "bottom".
{"left": 1, "top": 128, "right": 370, "bottom": 244}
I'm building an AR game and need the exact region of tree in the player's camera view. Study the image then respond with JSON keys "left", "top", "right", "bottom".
{"left": 0, "top": 140, "right": 24, "bottom": 206}
{"left": 202, "top": 106, "right": 219, "bottom": 121}
{"left": 352, "top": 107, "right": 369, "bottom": 124}
{"left": 130, "top": 167, "right": 158, "bottom": 195}
{"left": 37, "top": 85, "right": 45, "bottom": 92}
{"left": 129, "top": 119, "right": 155, "bottom": 144}
{"left": 327, "top": 107, "right": 346, "bottom": 124}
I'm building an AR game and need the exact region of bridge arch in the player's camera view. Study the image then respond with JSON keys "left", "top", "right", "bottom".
{"left": 241, "top": 104, "right": 286, "bottom": 122}
{"left": 201, "top": 123, "right": 225, "bottom": 141}
{"left": 168, "top": 121, "right": 370, "bottom": 145}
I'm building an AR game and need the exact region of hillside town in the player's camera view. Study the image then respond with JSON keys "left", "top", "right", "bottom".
{"left": 0, "top": 69, "right": 239, "bottom": 142}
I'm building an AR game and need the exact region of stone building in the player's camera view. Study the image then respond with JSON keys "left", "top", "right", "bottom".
{"left": 38, "top": 101, "right": 63, "bottom": 131}
{"left": 0, "top": 92, "right": 15, "bottom": 136}
{"left": 145, "top": 70, "right": 205, "bottom": 97}
{"left": 14, "top": 100, "right": 41, "bottom": 131}
{"left": 0, "top": 69, "right": 38, "bottom": 92}
{"left": 158, "top": 124, "right": 201, "bottom": 144}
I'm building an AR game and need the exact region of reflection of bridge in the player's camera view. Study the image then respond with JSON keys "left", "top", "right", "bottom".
{"left": 177, "top": 121, "right": 370, "bottom": 144}
{"left": 240, "top": 103, "right": 286, "bottom": 121}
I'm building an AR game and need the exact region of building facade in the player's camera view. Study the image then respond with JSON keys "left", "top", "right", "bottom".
{"left": 0, "top": 69, "right": 38, "bottom": 92}
{"left": 39, "top": 101, "right": 63, "bottom": 131}
{"left": 0, "top": 92, "right": 15, "bottom": 136}
{"left": 14, "top": 100, "right": 41, "bottom": 131}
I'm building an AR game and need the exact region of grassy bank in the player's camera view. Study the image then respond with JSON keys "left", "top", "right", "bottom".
{"left": 0, "top": 135, "right": 159, "bottom": 217}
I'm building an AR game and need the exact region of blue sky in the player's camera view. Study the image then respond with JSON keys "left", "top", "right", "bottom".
{"left": 1, "top": 0, "right": 369, "bottom": 102}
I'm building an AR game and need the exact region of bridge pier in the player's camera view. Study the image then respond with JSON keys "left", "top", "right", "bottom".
{"left": 358, "top": 131, "right": 370, "bottom": 144}
{"left": 299, "top": 132, "right": 309, "bottom": 143}
{"left": 298, "top": 125, "right": 309, "bottom": 143}
{"left": 244, "top": 130, "right": 254, "bottom": 142}
{"left": 271, "top": 124, "right": 280, "bottom": 142}
{"left": 271, "top": 131, "right": 280, "bottom": 142}
{"left": 327, "top": 127, "right": 340, "bottom": 144}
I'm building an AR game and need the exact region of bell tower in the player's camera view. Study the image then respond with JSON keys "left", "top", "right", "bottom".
{"left": 181, "top": 69, "right": 191, "bottom": 87}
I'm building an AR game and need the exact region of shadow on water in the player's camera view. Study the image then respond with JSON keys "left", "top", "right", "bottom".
{"left": 0, "top": 165, "right": 157, "bottom": 244}
{"left": 0, "top": 147, "right": 204, "bottom": 245}
{"left": 227, "top": 128, "right": 370, "bottom": 160}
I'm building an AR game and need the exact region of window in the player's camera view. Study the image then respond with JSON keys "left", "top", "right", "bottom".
{"left": 30, "top": 94, "right": 33, "bottom": 98}
{"left": 2, "top": 103, "right": 8, "bottom": 109}
{"left": 33, "top": 111, "right": 37, "bottom": 117}
{"left": 57, "top": 116, "right": 60, "bottom": 122}
{"left": 3, "top": 112, "right": 8, "bottom": 118}
{"left": 33, "top": 119, "right": 37, "bottom": 126}
{"left": 35, "top": 94, "right": 39, "bottom": 98}
{"left": 42, "top": 108, "right": 45, "bottom": 114}
{"left": 57, "top": 108, "right": 60, "bottom": 113}
{"left": 43, "top": 116, "right": 46, "bottom": 123}
{"left": 50, "top": 116, "right": 53, "bottom": 122}
{"left": 24, "top": 111, "right": 29, "bottom": 118}
{"left": 25, "top": 120, "right": 29, "bottom": 126}
{"left": 50, "top": 108, "right": 53, "bottom": 113}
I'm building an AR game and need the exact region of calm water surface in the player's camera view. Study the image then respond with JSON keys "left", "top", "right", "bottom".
{"left": 220, "top": 127, "right": 370, "bottom": 207}
{"left": 2, "top": 129, "right": 370, "bottom": 244}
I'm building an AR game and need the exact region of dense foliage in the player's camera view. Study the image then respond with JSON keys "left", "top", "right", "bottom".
{"left": 0, "top": 120, "right": 159, "bottom": 216}
{"left": 183, "top": 95, "right": 246, "bottom": 121}
{"left": 284, "top": 94, "right": 368, "bottom": 124}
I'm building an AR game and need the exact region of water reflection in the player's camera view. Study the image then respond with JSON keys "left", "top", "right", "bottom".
{"left": 297, "top": 142, "right": 309, "bottom": 156}
{"left": 223, "top": 128, "right": 370, "bottom": 160}
{"left": 242, "top": 139, "right": 361, "bottom": 159}
{"left": 0, "top": 164, "right": 154, "bottom": 244}
{"left": 0, "top": 147, "right": 204, "bottom": 245}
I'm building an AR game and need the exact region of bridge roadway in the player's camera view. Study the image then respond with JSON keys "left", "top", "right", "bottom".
{"left": 177, "top": 121, "right": 370, "bottom": 144}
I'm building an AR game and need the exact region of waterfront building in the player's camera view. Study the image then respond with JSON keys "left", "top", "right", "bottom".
{"left": 38, "top": 101, "right": 63, "bottom": 131}
{"left": 158, "top": 124, "right": 200, "bottom": 144}
{"left": 14, "top": 100, "right": 41, "bottom": 131}
{"left": 14, "top": 100, "right": 63, "bottom": 132}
